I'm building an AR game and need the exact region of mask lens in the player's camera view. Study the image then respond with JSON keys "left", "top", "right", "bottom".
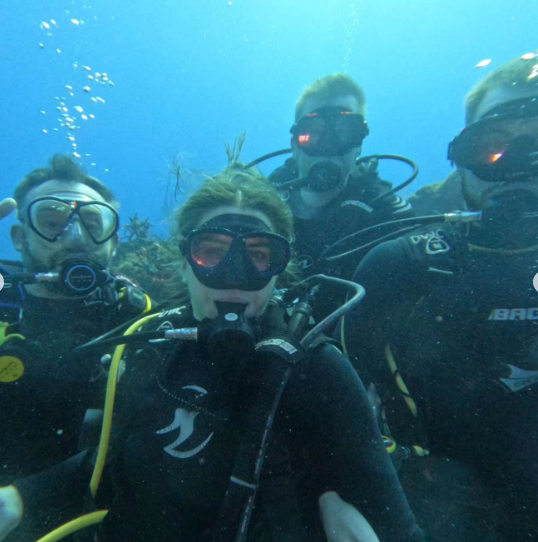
{"left": 29, "top": 199, "right": 73, "bottom": 241}
{"left": 293, "top": 110, "right": 367, "bottom": 156}
{"left": 191, "top": 232, "right": 233, "bottom": 269}
{"left": 245, "top": 235, "right": 288, "bottom": 274}
{"left": 29, "top": 199, "right": 118, "bottom": 243}
{"left": 79, "top": 203, "right": 118, "bottom": 243}
{"left": 449, "top": 103, "right": 538, "bottom": 182}
{"left": 334, "top": 114, "right": 353, "bottom": 141}
{"left": 188, "top": 230, "right": 289, "bottom": 275}
{"left": 341, "top": 114, "right": 369, "bottom": 147}
{"left": 473, "top": 130, "right": 510, "bottom": 166}
{"left": 296, "top": 115, "right": 325, "bottom": 150}
{"left": 466, "top": 118, "right": 538, "bottom": 166}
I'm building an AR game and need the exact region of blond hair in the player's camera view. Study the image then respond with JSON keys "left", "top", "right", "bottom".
{"left": 295, "top": 73, "right": 366, "bottom": 120}
{"left": 171, "top": 166, "right": 300, "bottom": 295}
{"left": 465, "top": 54, "right": 538, "bottom": 123}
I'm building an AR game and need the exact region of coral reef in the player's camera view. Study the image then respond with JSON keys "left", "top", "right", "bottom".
{"left": 112, "top": 214, "right": 180, "bottom": 302}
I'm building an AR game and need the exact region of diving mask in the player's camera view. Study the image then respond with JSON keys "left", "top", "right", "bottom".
{"left": 448, "top": 96, "right": 538, "bottom": 183}
{"left": 180, "top": 214, "right": 290, "bottom": 291}
{"left": 22, "top": 196, "right": 119, "bottom": 244}
{"left": 290, "top": 106, "right": 369, "bottom": 157}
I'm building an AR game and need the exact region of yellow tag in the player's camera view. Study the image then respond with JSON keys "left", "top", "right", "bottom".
{"left": 0, "top": 356, "right": 25, "bottom": 382}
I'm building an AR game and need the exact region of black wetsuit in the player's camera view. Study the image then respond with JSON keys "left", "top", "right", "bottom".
{"left": 0, "top": 261, "right": 148, "bottom": 484}
{"left": 342, "top": 224, "right": 538, "bottom": 541}
{"left": 17, "top": 303, "right": 424, "bottom": 542}
{"left": 269, "top": 157, "right": 414, "bottom": 280}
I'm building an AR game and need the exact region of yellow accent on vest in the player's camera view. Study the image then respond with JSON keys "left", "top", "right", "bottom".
{"left": 383, "top": 436, "right": 397, "bottom": 453}
{"left": 385, "top": 344, "right": 418, "bottom": 418}
{"left": 0, "top": 321, "right": 25, "bottom": 348}
{"left": 0, "top": 355, "right": 25, "bottom": 382}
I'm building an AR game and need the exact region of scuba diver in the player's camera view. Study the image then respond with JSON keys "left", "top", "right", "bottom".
{"left": 341, "top": 54, "right": 538, "bottom": 542}
{"left": 0, "top": 155, "right": 150, "bottom": 538}
{"left": 260, "top": 73, "right": 417, "bottom": 280}
{"left": 0, "top": 167, "right": 425, "bottom": 542}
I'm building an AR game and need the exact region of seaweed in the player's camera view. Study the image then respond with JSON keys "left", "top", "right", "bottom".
{"left": 112, "top": 214, "right": 180, "bottom": 303}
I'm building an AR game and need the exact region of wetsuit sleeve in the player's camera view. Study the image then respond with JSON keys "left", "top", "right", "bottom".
{"left": 13, "top": 451, "right": 93, "bottom": 520}
{"left": 291, "top": 343, "right": 425, "bottom": 542}
{"left": 343, "top": 237, "right": 423, "bottom": 383}
{"left": 10, "top": 364, "right": 139, "bottom": 522}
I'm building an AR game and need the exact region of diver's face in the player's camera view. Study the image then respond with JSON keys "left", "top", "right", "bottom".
{"left": 11, "top": 180, "right": 119, "bottom": 274}
{"left": 181, "top": 206, "right": 278, "bottom": 321}
{"left": 292, "top": 94, "right": 363, "bottom": 190}
{"left": 460, "top": 85, "right": 538, "bottom": 247}
{"left": 462, "top": 85, "right": 538, "bottom": 207}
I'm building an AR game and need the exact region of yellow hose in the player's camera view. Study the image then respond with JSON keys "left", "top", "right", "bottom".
{"left": 385, "top": 344, "right": 418, "bottom": 418}
{"left": 143, "top": 294, "right": 152, "bottom": 312}
{"left": 89, "top": 312, "right": 161, "bottom": 496}
{"left": 35, "top": 510, "right": 108, "bottom": 542}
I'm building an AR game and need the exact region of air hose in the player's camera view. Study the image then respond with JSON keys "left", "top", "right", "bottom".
{"left": 32, "top": 312, "right": 162, "bottom": 542}
{"left": 90, "top": 312, "right": 162, "bottom": 496}
{"left": 35, "top": 511, "right": 108, "bottom": 542}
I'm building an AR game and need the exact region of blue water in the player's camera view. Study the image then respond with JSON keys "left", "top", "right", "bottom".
{"left": 1, "top": 0, "right": 536, "bottom": 259}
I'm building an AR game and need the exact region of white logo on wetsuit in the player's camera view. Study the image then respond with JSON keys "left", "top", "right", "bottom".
{"left": 159, "top": 307, "right": 185, "bottom": 318}
{"left": 340, "top": 200, "right": 373, "bottom": 213}
{"left": 156, "top": 320, "right": 174, "bottom": 331}
{"left": 410, "top": 228, "right": 450, "bottom": 255}
{"left": 298, "top": 254, "right": 314, "bottom": 271}
{"left": 499, "top": 364, "right": 538, "bottom": 392}
{"left": 156, "top": 385, "right": 214, "bottom": 459}
{"left": 488, "top": 308, "right": 538, "bottom": 321}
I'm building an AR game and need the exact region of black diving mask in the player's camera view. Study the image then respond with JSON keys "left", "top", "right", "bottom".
{"left": 180, "top": 214, "right": 290, "bottom": 291}
{"left": 448, "top": 96, "right": 538, "bottom": 183}
{"left": 22, "top": 196, "right": 119, "bottom": 244}
{"left": 290, "top": 106, "right": 369, "bottom": 157}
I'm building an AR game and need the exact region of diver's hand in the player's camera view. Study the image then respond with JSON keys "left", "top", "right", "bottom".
{"left": 319, "top": 492, "right": 380, "bottom": 542}
{"left": 0, "top": 486, "right": 23, "bottom": 542}
{"left": 0, "top": 199, "right": 16, "bottom": 221}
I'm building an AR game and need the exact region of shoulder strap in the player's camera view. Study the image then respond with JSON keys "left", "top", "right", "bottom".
{"left": 212, "top": 355, "right": 294, "bottom": 542}
{"left": 212, "top": 300, "right": 317, "bottom": 542}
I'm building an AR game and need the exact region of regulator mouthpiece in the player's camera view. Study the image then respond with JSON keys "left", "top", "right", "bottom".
{"left": 56, "top": 259, "right": 110, "bottom": 296}
{"left": 2, "top": 259, "right": 109, "bottom": 297}
{"left": 304, "top": 161, "right": 344, "bottom": 192}
{"left": 200, "top": 302, "right": 260, "bottom": 356}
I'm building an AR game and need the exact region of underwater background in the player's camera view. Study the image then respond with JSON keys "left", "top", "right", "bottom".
{"left": 0, "top": 0, "right": 536, "bottom": 261}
